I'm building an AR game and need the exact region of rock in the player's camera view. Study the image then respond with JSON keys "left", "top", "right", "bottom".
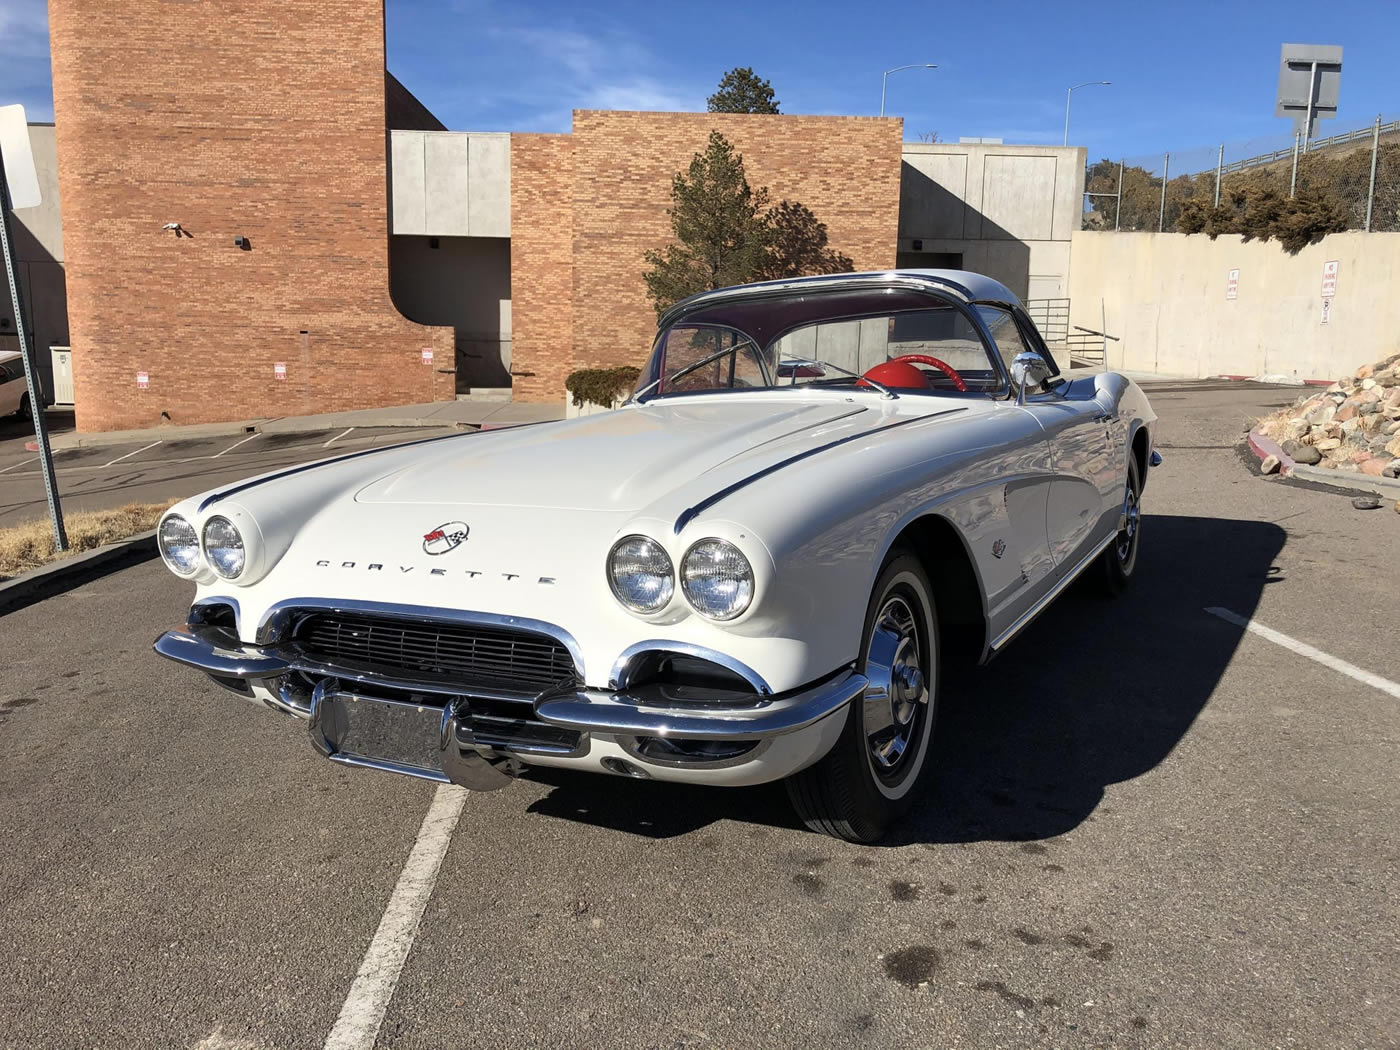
{"left": 1359, "top": 387, "right": 1383, "bottom": 404}
{"left": 1388, "top": 420, "right": 1400, "bottom": 435}
{"left": 1307, "top": 401, "right": 1338, "bottom": 423}
{"left": 1259, "top": 454, "right": 1281, "bottom": 475}
{"left": 1352, "top": 495, "right": 1382, "bottom": 510}
{"left": 1361, "top": 377, "right": 1378, "bottom": 390}
{"left": 1326, "top": 381, "right": 1344, "bottom": 394}
{"left": 1388, "top": 434, "right": 1400, "bottom": 458}
{"left": 1359, "top": 457, "right": 1388, "bottom": 477}
{"left": 1356, "top": 363, "right": 1374, "bottom": 380}
{"left": 1335, "top": 401, "right": 1360, "bottom": 422}
{"left": 1315, "top": 437, "right": 1342, "bottom": 451}
{"left": 1291, "top": 444, "right": 1323, "bottom": 465}
{"left": 1384, "top": 459, "right": 1400, "bottom": 479}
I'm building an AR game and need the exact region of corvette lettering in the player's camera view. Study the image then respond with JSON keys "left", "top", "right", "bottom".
{"left": 313, "top": 559, "right": 555, "bottom": 585}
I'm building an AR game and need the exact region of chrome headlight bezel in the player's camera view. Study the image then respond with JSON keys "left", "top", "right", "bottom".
{"left": 202, "top": 515, "right": 246, "bottom": 580}
{"left": 680, "top": 538, "right": 755, "bottom": 621}
{"left": 157, "top": 513, "right": 203, "bottom": 577}
{"left": 607, "top": 534, "right": 675, "bottom": 615}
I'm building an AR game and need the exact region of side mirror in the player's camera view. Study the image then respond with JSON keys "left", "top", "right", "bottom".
{"left": 1010, "top": 352, "right": 1052, "bottom": 404}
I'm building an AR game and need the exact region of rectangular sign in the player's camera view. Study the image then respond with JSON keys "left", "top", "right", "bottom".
{"left": 136, "top": 371, "right": 149, "bottom": 390}
{"left": 421, "top": 348, "right": 434, "bottom": 364}
{"left": 274, "top": 362, "right": 287, "bottom": 381}
{"left": 1320, "top": 297, "right": 1332, "bottom": 325}
{"left": 0, "top": 105, "right": 41, "bottom": 210}
{"left": 1321, "top": 260, "right": 1339, "bottom": 297}
{"left": 1226, "top": 268, "right": 1240, "bottom": 300}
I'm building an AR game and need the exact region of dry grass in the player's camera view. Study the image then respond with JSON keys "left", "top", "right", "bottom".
{"left": 0, "top": 499, "right": 179, "bottom": 581}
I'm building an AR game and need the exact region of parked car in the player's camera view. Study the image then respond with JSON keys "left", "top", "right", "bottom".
{"left": 0, "top": 350, "right": 32, "bottom": 418}
{"left": 153, "top": 270, "right": 1158, "bottom": 842}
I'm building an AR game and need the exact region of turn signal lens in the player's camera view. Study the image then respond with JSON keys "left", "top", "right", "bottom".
{"left": 607, "top": 535, "right": 674, "bottom": 614}
{"left": 681, "top": 539, "right": 754, "bottom": 620}
{"left": 202, "top": 515, "right": 246, "bottom": 579}
{"left": 158, "top": 514, "right": 202, "bottom": 575}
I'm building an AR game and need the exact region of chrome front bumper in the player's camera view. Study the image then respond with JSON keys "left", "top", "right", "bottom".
{"left": 153, "top": 622, "right": 863, "bottom": 785}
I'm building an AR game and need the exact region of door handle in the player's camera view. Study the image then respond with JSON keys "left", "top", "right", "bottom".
{"left": 1093, "top": 412, "right": 1117, "bottom": 423}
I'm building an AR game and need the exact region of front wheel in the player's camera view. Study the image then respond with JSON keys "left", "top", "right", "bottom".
{"left": 16, "top": 392, "right": 31, "bottom": 420}
{"left": 784, "top": 552, "right": 938, "bottom": 843}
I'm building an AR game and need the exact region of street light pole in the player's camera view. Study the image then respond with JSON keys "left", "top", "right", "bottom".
{"left": 880, "top": 63, "right": 937, "bottom": 118}
{"left": 1063, "top": 80, "right": 1111, "bottom": 146}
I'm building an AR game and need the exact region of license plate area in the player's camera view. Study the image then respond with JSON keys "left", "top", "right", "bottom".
{"left": 311, "top": 690, "right": 450, "bottom": 783}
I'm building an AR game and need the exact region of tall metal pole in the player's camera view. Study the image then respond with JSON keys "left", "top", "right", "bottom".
{"left": 1214, "top": 143, "right": 1224, "bottom": 207}
{"left": 1158, "top": 152, "right": 1169, "bottom": 232}
{"left": 880, "top": 63, "right": 936, "bottom": 118}
{"left": 1115, "top": 160, "right": 1123, "bottom": 230}
{"left": 0, "top": 152, "right": 66, "bottom": 550}
{"left": 1365, "top": 113, "right": 1380, "bottom": 232}
{"left": 1289, "top": 132, "right": 1300, "bottom": 198}
{"left": 1063, "top": 86, "right": 1073, "bottom": 147}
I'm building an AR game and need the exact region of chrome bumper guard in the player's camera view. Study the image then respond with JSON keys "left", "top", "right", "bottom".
{"left": 153, "top": 622, "right": 864, "bottom": 742}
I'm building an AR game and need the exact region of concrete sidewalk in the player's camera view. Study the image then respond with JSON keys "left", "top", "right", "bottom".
{"left": 45, "top": 396, "right": 565, "bottom": 449}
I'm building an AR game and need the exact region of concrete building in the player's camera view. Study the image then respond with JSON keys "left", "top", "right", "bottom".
{"left": 41, "top": 0, "right": 1084, "bottom": 430}
{"left": 0, "top": 123, "right": 68, "bottom": 402}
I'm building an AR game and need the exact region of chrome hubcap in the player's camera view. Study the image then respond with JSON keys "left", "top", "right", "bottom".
{"left": 862, "top": 595, "right": 930, "bottom": 776}
{"left": 1116, "top": 479, "right": 1140, "bottom": 564}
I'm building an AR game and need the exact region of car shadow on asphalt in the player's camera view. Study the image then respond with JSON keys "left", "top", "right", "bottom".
{"left": 522, "top": 513, "right": 1287, "bottom": 845}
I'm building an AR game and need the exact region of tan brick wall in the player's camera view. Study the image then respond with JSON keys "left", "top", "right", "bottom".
{"left": 510, "top": 111, "right": 903, "bottom": 401}
{"left": 509, "top": 135, "right": 575, "bottom": 403}
{"left": 48, "top": 0, "right": 453, "bottom": 431}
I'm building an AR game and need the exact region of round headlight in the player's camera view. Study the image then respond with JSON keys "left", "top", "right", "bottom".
{"left": 681, "top": 539, "right": 754, "bottom": 620}
{"left": 202, "top": 516, "right": 246, "bottom": 579}
{"left": 607, "top": 535, "right": 674, "bottom": 614}
{"left": 158, "top": 514, "right": 202, "bottom": 575}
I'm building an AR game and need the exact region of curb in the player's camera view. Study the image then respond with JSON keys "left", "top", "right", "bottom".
{"left": 1246, "top": 427, "right": 1400, "bottom": 499}
{"left": 0, "top": 529, "right": 158, "bottom": 615}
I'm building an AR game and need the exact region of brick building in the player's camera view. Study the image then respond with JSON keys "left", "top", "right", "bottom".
{"left": 42, "top": 0, "right": 1082, "bottom": 431}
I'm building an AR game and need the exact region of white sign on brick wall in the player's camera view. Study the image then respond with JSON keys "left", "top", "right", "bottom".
{"left": 274, "top": 362, "right": 287, "bottom": 381}
{"left": 136, "top": 371, "right": 149, "bottom": 390}
{"left": 421, "top": 348, "right": 434, "bottom": 364}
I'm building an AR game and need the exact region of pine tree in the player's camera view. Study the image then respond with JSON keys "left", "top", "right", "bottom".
{"left": 707, "top": 67, "right": 780, "bottom": 114}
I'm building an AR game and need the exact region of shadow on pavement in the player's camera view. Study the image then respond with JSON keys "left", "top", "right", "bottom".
{"left": 523, "top": 514, "right": 1286, "bottom": 843}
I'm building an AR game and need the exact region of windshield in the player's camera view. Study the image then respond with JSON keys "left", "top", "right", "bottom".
{"left": 635, "top": 302, "right": 1010, "bottom": 399}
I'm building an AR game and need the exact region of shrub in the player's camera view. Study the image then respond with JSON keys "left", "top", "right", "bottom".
{"left": 564, "top": 366, "right": 641, "bottom": 409}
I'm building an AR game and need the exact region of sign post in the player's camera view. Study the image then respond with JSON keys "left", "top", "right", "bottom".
{"left": 0, "top": 104, "right": 66, "bottom": 551}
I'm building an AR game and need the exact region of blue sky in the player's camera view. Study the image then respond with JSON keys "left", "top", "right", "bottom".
{"left": 3, "top": 0, "right": 1397, "bottom": 163}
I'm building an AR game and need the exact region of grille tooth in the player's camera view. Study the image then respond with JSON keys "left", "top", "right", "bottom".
{"left": 294, "top": 613, "right": 575, "bottom": 691}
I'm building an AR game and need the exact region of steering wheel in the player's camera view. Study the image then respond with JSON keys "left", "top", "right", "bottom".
{"left": 887, "top": 354, "right": 968, "bottom": 392}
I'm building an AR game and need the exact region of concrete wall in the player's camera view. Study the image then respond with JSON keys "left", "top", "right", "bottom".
{"left": 389, "top": 235, "right": 512, "bottom": 388}
{"left": 390, "top": 131, "right": 510, "bottom": 238}
{"left": 1067, "top": 231, "right": 1400, "bottom": 381}
{"left": 0, "top": 124, "right": 68, "bottom": 401}
{"left": 898, "top": 143, "right": 1086, "bottom": 301}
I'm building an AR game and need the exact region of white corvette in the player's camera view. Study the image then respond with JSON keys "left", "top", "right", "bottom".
{"left": 155, "top": 271, "right": 1157, "bottom": 842}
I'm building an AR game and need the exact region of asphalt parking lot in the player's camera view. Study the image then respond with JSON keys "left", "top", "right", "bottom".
{"left": 0, "top": 419, "right": 457, "bottom": 526}
{"left": 1, "top": 383, "right": 1396, "bottom": 1049}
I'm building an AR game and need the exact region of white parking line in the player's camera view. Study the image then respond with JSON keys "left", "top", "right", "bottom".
{"left": 0, "top": 456, "right": 37, "bottom": 474}
{"left": 212, "top": 433, "right": 261, "bottom": 458}
{"left": 323, "top": 427, "right": 356, "bottom": 448}
{"left": 323, "top": 784, "right": 467, "bottom": 1050}
{"left": 101, "top": 440, "right": 162, "bottom": 468}
{"left": 1206, "top": 607, "right": 1400, "bottom": 700}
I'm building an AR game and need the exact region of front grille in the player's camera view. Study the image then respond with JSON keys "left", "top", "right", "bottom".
{"left": 292, "top": 612, "right": 577, "bottom": 693}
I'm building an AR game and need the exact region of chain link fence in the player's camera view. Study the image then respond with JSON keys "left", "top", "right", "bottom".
{"left": 1083, "top": 112, "right": 1400, "bottom": 236}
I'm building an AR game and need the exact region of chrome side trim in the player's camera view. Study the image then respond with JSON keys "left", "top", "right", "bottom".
{"left": 254, "top": 596, "right": 587, "bottom": 680}
{"left": 673, "top": 409, "right": 965, "bottom": 534}
{"left": 608, "top": 640, "right": 772, "bottom": 695}
{"left": 988, "top": 532, "right": 1116, "bottom": 654}
{"left": 197, "top": 431, "right": 472, "bottom": 512}
{"left": 535, "top": 671, "right": 866, "bottom": 741}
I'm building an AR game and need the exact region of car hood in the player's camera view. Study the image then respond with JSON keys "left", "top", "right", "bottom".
{"left": 354, "top": 398, "right": 926, "bottom": 512}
